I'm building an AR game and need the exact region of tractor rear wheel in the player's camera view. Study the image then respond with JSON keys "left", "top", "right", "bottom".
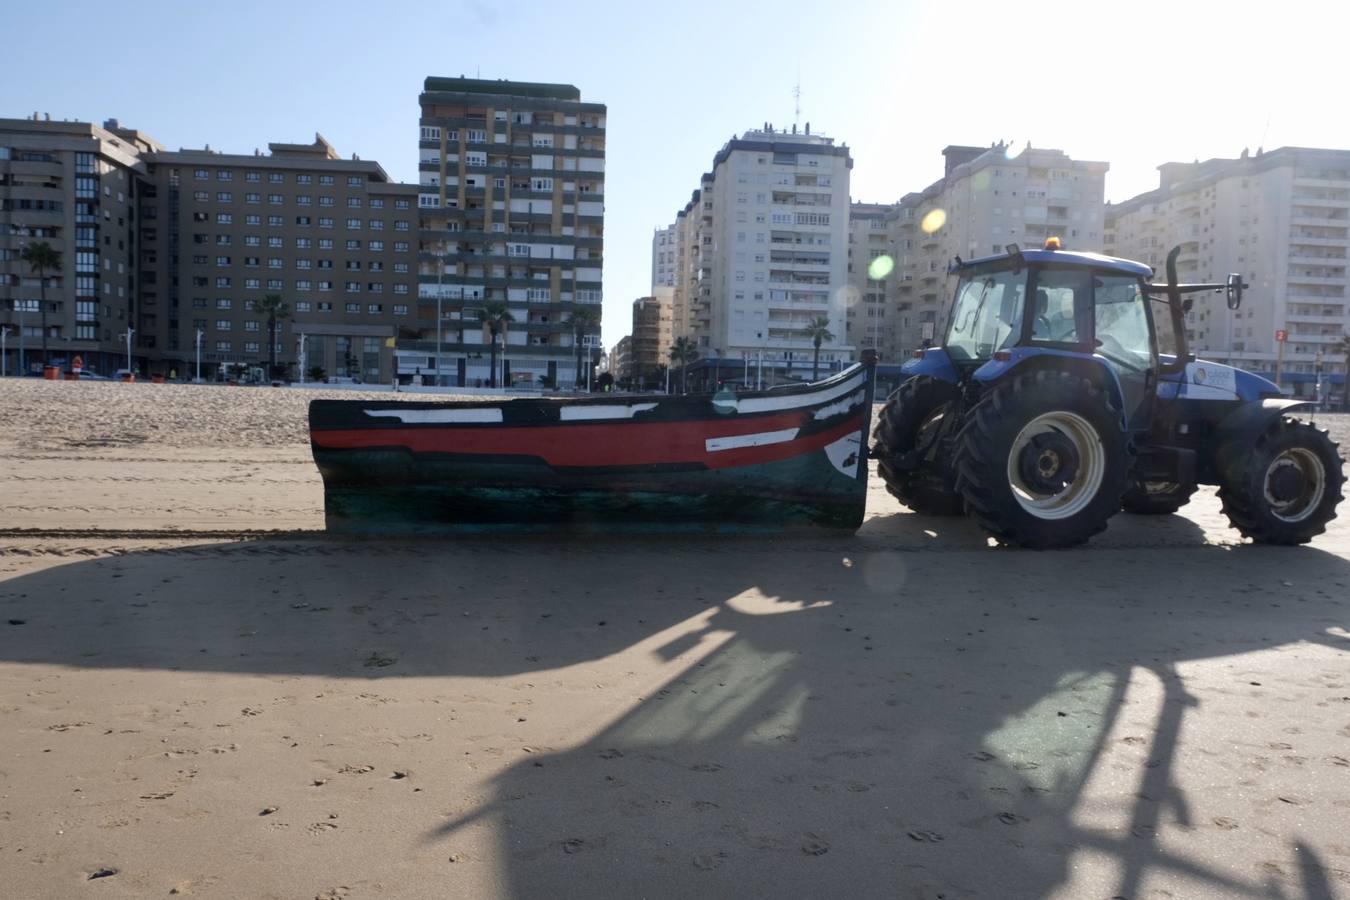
{"left": 1121, "top": 480, "right": 1198, "bottom": 515}
{"left": 954, "top": 371, "right": 1129, "bottom": 549}
{"left": 873, "top": 375, "right": 964, "bottom": 515}
{"left": 1217, "top": 418, "right": 1344, "bottom": 544}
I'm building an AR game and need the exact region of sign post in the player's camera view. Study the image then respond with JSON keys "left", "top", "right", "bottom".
{"left": 1274, "top": 329, "right": 1287, "bottom": 390}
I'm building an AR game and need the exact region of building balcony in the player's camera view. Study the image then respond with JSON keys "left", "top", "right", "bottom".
{"left": 1285, "top": 332, "right": 1345, "bottom": 345}
{"left": 1289, "top": 232, "right": 1349, "bottom": 246}
{"left": 1285, "top": 274, "right": 1347, "bottom": 286}
{"left": 1285, "top": 313, "right": 1345, "bottom": 325}
{"left": 1288, "top": 252, "right": 1347, "bottom": 264}
{"left": 1290, "top": 215, "right": 1349, "bottom": 228}
{"left": 1291, "top": 196, "right": 1350, "bottom": 208}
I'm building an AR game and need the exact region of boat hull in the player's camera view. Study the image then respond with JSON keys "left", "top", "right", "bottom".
{"left": 309, "top": 363, "right": 875, "bottom": 534}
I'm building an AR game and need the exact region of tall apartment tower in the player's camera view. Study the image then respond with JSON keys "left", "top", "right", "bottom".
{"left": 1, "top": 115, "right": 162, "bottom": 375}
{"left": 416, "top": 77, "right": 606, "bottom": 388}
{"left": 1105, "top": 146, "right": 1350, "bottom": 397}
{"left": 886, "top": 144, "right": 1108, "bottom": 356}
{"left": 670, "top": 126, "right": 854, "bottom": 383}
{"left": 139, "top": 135, "right": 417, "bottom": 381}
{"left": 651, "top": 223, "right": 677, "bottom": 291}
{"left": 845, "top": 201, "right": 895, "bottom": 361}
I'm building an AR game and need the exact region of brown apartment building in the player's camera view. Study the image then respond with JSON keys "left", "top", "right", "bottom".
{"left": 139, "top": 135, "right": 417, "bottom": 382}
{"left": 1, "top": 116, "right": 161, "bottom": 375}
{"left": 414, "top": 77, "right": 605, "bottom": 388}
{"left": 3, "top": 116, "right": 416, "bottom": 382}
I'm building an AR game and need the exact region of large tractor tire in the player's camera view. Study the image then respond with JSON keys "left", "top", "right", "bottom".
{"left": 954, "top": 371, "right": 1129, "bottom": 549}
{"left": 873, "top": 375, "right": 965, "bottom": 515}
{"left": 1121, "top": 480, "right": 1198, "bottom": 515}
{"left": 1217, "top": 417, "right": 1344, "bottom": 545}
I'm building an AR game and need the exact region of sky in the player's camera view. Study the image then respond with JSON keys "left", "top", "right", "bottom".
{"left": 6, "top": 0, "right": 1350, "bottom": 347}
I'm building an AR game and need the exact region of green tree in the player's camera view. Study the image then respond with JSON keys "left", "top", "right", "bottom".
{"left": 668, "top": 337, "right": 699, "bottom": 394}
{"left": 256, "top": 294, "right": 291, "bottom": 380}
{"left": 478, "top": 300, "right": 515, "bottom": 388}
{"left": 568, "top": 304, "right": 601, "bottom": 389}
{"left": 20, "top": 241, "right": 61, "bottom": 367}
{"left": 804, "top": 316, "right": 835, "bottom": 381}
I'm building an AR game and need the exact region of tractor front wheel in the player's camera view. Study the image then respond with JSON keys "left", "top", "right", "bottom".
{"left": 1121, "top": 480, "right": 1198, "bottom": 515}
{"left": 954, "top": 371, "right": 1129, "bottom": 549}
{"left": 873, "top": 375, "right": 965, "bottom": 515}
{"left": 1217, "top": 418, "right": 1344, "bottom": 544}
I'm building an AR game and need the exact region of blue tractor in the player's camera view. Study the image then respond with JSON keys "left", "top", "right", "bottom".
{"left": 873, "top": 239, "right": 1345, "bottom": 548}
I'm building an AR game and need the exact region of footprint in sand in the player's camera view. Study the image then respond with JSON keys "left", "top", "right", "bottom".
{"left": 315, "top": 888, "right": 350, "bottom": 900}
{"left": 1212, "top": 817, "right": 1239, "bottom": 830}
{"left": 692, "top": 851, "right": 727, "bottom": 870}
{"left": 308, "top": 822, "right": 338, "bottom": 836}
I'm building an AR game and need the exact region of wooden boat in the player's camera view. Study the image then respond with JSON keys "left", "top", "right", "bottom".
{"left": 309, "top": 359, "right": 876, "bottom": 534}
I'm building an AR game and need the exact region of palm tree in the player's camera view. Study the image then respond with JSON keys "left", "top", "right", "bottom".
{"left": 804, "top": 316, "right": 835, "bottom": 382}
{"left": 478, "top": 300, "right": 514, "bottom": 388}
{"left": 256, "top": 294, "right": 290, "bottom": 380}
{"left": 668, "top": 337, "right": 699, "bottom": 394}
{"left": 20, "top": 242, "right": 61, "bottom": 367}
{"left": 1337, "top": 333, "right": 1350, "bottom": 411}
{"left": 568, "top": 304, "right": 601, "bottom": 389}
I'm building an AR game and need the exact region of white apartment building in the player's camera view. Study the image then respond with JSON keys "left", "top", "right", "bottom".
{"left": 669, "top": 125, "right": 854, "bottom": 384}
{"left": 846, "top": 201, "right": 895, "bottom": 360}
{"left": 650, "top": 223, "right": 676, "bottom": 291}
{"left": 415, "top": 77, "right": 605, "bottom": 388}
{"left": 886, "top": 144, "right": 1109, "bottom": 358}
{"left": 1105, "top": 146, "right": 1350, "bottom": 397}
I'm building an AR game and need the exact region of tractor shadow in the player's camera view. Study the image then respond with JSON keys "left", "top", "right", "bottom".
{"left": 1, "top": 537, "right": 1348, "bottom": 897}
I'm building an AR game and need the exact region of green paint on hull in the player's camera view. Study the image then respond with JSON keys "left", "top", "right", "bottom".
{"left": 314, "top": 447, "right": 866, "bottom": 534}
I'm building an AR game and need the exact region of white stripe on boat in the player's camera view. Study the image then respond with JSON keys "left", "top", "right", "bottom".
{"left": 812, "top": 390, "right": 867, "bottom": 421}
{"left": 559, "top": 403, "right": 659, "bottom": 421}
{"left": 362, "top": 408, "right": 504, "bottom": 424}
{"left": 718, "top": 368, "right": 868, "bottom": 415}
{"left": 705, "top": 428, "right": 800, "bottom": 453}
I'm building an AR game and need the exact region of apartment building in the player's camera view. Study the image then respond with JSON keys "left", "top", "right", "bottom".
{"left": 650, "top": 223, "right": 677, "bottom": 290}
{"left": 139, "top": 135, "right": 418, "bottom": 382}
{"left": 1, "top": 115, "right": 161, "bottom": 376}
{"left": 669, "top": 125, "right": 854, "bottom": 385}
{"left": 629, "top": 292, "right": 672, "bottom": 388}
{"left": 1105, "top": 146, "right": 1350, "bottom": 396}
{"left": 845, "top": 201, "right": 896, "bottom": 361}
{"left": 414, "top": 77, "right": 605, "bottom": 388}
{"left": 887, "top": 144, "right": 1108, "bottom": 357}
{"left": 610, "top": 333, "right": 632, "bottom": 382}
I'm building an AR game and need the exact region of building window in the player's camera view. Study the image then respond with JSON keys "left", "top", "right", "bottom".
{"left": 244, "top": 235, "right": 261, "bottom": 247}
{"left": 215, "top": 277, "right": 232, "bottom": 288}
{"left": 295, "top": 216, "right": 312, "bottom": 227}
{"left": 369, "top": 198, "right": 384, "bottom": 209}
{"left": 346, "top": 218, "right": 361, "bottom": 229}
{"left": 368, "top": 283, "right": 383, "bottom": 293}
{"left": 367, "top": 303, "right": 383, "bottom": 314}
{"left": 216, "top": 192, "right": 232, "bottom": 203}
{"left": 217, "top": 170, "right": 232, "bottom": 181}
{"left": 347, "top": 176, "right": 362, "bottom": 187}
{"left": 245, "top": 171, "right": 261, "bottom": 183}
{"left": 268, "top": 173, "right": 283, "bottom": 184}
{"left": 267, "top": 278, "right": 282, "bottom": 290}
{"left": 268, "top": 257, "right": 282, "bottom": 268}
{"left": 245, "top": 277, "right": 260, "bottom": 289}
{"left": 319, "top": 175, "right": 334, "bottom": 186}
{"left": 217, "top": 213, "right": 233, "bottom": 225}
{"left": 215, "top": 341, "right": 231, "bottom": 351}
{"left": 195, "top": 169, "right": 209, "bottom": 180}
{"left": 318, "top": 281, "right": 333, "bottom": 292}
{"left": 319, "top": 196, "right": 334, "bottom": 207}
{"left": 216, "top": 255, "right": 231, "bottom": 266}
{"left": 369, "top": 240, "right": 384, "bottom": 251}
{"left": 347, "top": 197, "right": 362, "bottom": 208}
{"left": 216, "top": 298, "right": 232, "bottom": 309}
{"left": 296, "top": 280, "right": 312, "bottom": 291}
{"left": 369, "top": 219, "right": 384, "bottom": 230}
{"left": 318, "top": 239, "right": 334, "bottom": 250}
{"left": 245, "top": 215, "right": 261, "bottom": 226}
{"left": 393, "top": 304, "right": 408, "bottom": 315}
{"left": 297, "top": 194, "right": 312, "bottom": 206}
{"left": 394, "top": 220, "right": 409, "bottom": 231}
{"left": 394, "top": 199, "right": 410, "bottom": 210}
{"left": 394, "top": 241, "right": 409, "bottom": 252}
{"left": 268, "top": 215, "right": 283, "bottom": 226}
{"left": 345, "top": 281, "right": 360, "bottom": 292}
{"left": 393, "top": 284, "right": 409, "bottom": 295}
{"left": 294, "top": 302, "right": 311, "bottom": 312}
{"left": 268, "top": 236, "right": 283, "bottom": 248}
{"left": 295, "top": 237, "right": 311, "bottom": 249}
{"left": 215, "top": 319, "right": 232, "bottom": 330}
{"left": 245, "top": 192, "right": 260, "bottom": 204}
{"left": 346, "top": 239, "right": 362, "bottom": 250}
{"left": 345, "top": 302, "right": 360, "bottom": 313}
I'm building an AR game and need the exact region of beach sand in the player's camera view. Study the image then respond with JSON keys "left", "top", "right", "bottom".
{"left": 1, "top": 380, "right": 1348, "bottom": 899}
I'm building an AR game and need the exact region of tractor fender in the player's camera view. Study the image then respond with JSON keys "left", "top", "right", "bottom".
{"left": 1213, "top": 398, "right": 1315, "bottom": 447}
{"left": 972, "top": 348, "right": 1129, "bottom": 426}
{"left": 899, "top": 347, "right": 960, "bottom": 387}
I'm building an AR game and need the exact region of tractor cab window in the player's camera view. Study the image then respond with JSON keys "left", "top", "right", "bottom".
{"left": 1030, "top": 267, "right": 1092, "bottom": 344}
{"left": 945, "top": 268, "right": 1025, "bottom": 361}
{"left": 1093, "top": 275, "right": 1153, "bottom": 373}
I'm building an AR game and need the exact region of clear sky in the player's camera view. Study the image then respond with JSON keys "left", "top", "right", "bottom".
{"left": 5, "top": 0, "right": 1348, "bottom": 346}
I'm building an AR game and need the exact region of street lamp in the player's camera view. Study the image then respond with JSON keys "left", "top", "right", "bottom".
{"left": 1315, "top": 349, "right": 1325, "bottom": 407}
{"left": 194, "top": 328, "right": 203, "bottom": 383}
{"left": 123, "top": 327, "right": 135, "bottom": 376}
{"left": 1, "top": 324, "right": 9, "bottom": 377}
{"left": 297, "top": 332, "right": 307, "bottom": 385}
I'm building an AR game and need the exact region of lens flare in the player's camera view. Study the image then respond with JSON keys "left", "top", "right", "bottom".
{"left": 834, "top": 285, "right": 861, "bottom": 308}
{"left": 921, "top": 208, "right": 947, "bottom": 234}
{"left": 971, "top": 170, "right": 992, "bottom": 192}
{"left": 1004, "top": 140, "right": 1026, "bottom": 160}
{"left": 867, "top": 255, "right": 895, "bottom": 280}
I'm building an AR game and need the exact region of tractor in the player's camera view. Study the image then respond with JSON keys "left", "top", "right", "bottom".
{"left": 873, "top": 238, "right": 1345, "bottom": 549}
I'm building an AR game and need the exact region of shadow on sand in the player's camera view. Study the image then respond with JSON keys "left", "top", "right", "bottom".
{"left": 1, "top": 512, "right": 1347, "bottom": 897}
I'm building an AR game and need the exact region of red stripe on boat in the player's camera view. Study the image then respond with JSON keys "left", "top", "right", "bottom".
{"left": 312, "top": 411, "right": 863, "bottom": 471}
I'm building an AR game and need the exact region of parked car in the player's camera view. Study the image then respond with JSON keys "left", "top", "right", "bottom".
{"left": 78, "top": 371, "right": 110, "bottom": 381}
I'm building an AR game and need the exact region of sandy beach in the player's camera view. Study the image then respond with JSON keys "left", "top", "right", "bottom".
{"left": 1, "top": 379, "right": 1349, "bottom": 899}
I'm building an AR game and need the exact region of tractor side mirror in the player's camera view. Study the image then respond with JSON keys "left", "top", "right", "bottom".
{"left": 1226, "top": 273, "right": 1244, "bottom": 310}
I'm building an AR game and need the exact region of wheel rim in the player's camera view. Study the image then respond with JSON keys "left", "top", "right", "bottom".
{"left": 1005, "top": 411, "right": 1106, "bottom": 520}
{"left": 1263, "top": 447, "right": 1326, "bottom": 523}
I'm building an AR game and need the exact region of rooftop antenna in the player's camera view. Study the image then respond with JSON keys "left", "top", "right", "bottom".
{"left": 793, "top": 70, "right": 802, "bottom": 131}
